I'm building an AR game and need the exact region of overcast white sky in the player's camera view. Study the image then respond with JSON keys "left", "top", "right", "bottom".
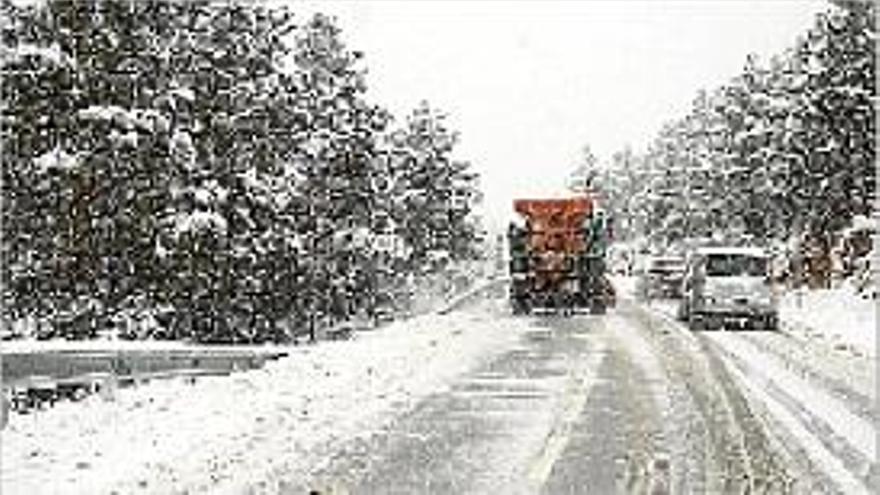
{"left": 292, "top": 0, "right": 827, "bottom": 231}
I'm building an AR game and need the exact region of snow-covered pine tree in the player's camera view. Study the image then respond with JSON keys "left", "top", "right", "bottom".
{"left": 599, "top": 1, "right": 875, "bottom": 263}
{"left": 385, "top": 102, "right": 482, "bottom": 275}
{"left": 2, "top": 0, "right": 190, "bottom": 339}
{"left": 285, "top": 13, "right": 391, "bottom": 336}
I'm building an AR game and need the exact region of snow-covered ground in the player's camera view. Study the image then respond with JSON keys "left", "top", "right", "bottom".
{"left": 608, "top": 275, "right": 637, "bottom": 301}
{"left": 778, "top": 286, "right": 876, "bottom": 358}
{"left": 1, "top": 298, "right": 531, "bottom": 495}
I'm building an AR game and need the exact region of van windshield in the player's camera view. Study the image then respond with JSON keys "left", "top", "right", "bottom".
{"left": 704, "top": 254, "right": 766, "bottom": 277}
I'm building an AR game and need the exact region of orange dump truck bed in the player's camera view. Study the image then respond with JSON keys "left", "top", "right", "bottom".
{"left": 508, "top": 195, "right": 612, "bottom": 314}
{"left": 513, "top": 198, "right": 593, "bottom": 255}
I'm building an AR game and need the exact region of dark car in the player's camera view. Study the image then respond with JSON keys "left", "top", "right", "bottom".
{"left": 636, "top": 255, "right": 686, "bottom": 300}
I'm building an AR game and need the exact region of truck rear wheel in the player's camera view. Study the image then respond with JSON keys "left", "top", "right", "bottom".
{"left": 687, "top": 313, "right": 703, "bottom": 331}
{"left": 676, "top": 302, "right": 688, "bottom": 321}
{"left": 511, "top": 298, "right": 531, "bottom": 315}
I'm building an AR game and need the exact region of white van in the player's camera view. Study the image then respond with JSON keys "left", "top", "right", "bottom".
{"left": 677, "top": 247, "right": 778, "bottom": 330}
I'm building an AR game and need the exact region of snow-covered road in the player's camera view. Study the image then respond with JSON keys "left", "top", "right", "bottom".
{"left": 2, "top": 282, "right": 875, "bottom": 494}
{"left": 2, "top": 298, "right": 526, "bottom": 495}
{"left": 265, "top": 298, "right": 837, "bottom": 493}
{"left": 640, "top": 294, "right": 877, "bottom": 494}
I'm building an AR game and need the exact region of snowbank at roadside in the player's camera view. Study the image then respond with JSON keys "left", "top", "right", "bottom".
{"left": 0, "top": 299, "right": 527, "bottom": 495}
{"left": 778, "top": 287, "right": 876, "bottom": 358}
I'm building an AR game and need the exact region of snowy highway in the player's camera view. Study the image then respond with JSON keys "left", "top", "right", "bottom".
{"left": 292, "top": 293, "right": 877, "bottom": 494}
{"left": 2, "top": 282, "right": 876, "bottom": 494}
{"left": 3, "top": 1, "right": 875, "bottom": 494}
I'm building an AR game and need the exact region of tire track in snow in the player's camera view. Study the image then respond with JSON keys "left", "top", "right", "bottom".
{"left": 631, "top": 302, "right": 806, "bottom": 493}
{"left": 708, "top": 334, "right": 876, "bottom": 460}
{"left": 604, "top": 314, "right": 676, "bottom": 494}
{"left": 648, "top": 298, "right": 876, "bottom": 427}
{"left": 706, "top": 333, "right": 877, "bottom": 494}
{"left": 736, "top": 332, "right": 877, "bottom": 424}
{"left": 537, "top": 316, "right": 673, "bottom": 495}
{"left": 292, "top": 311, "right": 609, "bottom": 495}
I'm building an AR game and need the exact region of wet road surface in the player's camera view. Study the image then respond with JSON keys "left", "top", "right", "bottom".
{"left": 274, "top": 297, "right": 861, "bottom": 494}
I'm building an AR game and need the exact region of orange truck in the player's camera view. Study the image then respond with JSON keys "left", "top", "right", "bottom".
{"left": 507, "top": 196, "right": 614, "bottom": 314}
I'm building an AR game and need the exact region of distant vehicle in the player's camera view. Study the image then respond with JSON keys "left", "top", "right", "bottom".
{"left": 372, "top": 306, "right": 396, "bottom": 324}
{"left": 677, "top": 247, "right": 778, "bottom": 330}
{"left": 608, "top": 243, "right": 636, "bottom": 275}
{"left": 635, "top": 255, "right": 686, "bottom": 300}
{"left": 507, "top": 195, "right": 614, "bottom": 314}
